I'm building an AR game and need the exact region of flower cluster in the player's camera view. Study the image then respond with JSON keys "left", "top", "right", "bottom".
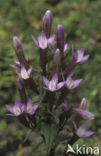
{"left": 6, "top": 10, "right": 94, "bottom": 155}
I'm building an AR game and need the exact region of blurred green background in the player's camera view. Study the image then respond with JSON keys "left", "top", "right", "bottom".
{"left": 0, "top": 0, "right": 101, "bottom": 155}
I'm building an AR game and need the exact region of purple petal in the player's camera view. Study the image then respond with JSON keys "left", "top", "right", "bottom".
{"left": 80, "top": 54, "right": 90, "bottom": 64}
{"left": 73, "top": 108, "right": 95, "bottom": 120}
{"left": 73, "top": 121, "right": 78, "bottom": 131}
{"left": 33, "top": 104, "right": 39, "bottom": 111}
{"left": 21, "top": 104, "right": 26, "bottom": 113}
{"left": 73, "top": 48, "right": 85, "bottom": 62}
{"left": 14, "top": 100, "right": 22, "bottom": 108}
{"left": 21, "top": 65, "right": 26, "bottom": 73}
{"left": 66, "top": 73, "right": 74, "bottom": 81}
{"left": 28, "top": 67, "right": 32, "bottom": 76}
{"left": 6, "top": 105, "right": 14, "bottom": 113}
{"left": 32, "top": 35, "right": 39, "bottom": 47}
{"left": 43, "top": 76, "right": 49, "bottom": 87}
{"left": 72, "top": 79, "right": 83, "bottom": 89}
{"left": 48, "top": 35, "right": 55, "bottom": 46}
{"left": 76, "top": 123, "right": 87, "bottom": 137}
{"left": 16, "top": 71, "right": 21, "bottom": 79}
{"left": 52, "top": 74, "right": 58, "bottom": 84}
{"left": 27, "top": 99, "right": 32, "bottom": 107}
{"left": 38, "top": 31, "right": 48, "bottom": 49}
{"left": 82, "top": 131, "right": 94, "bottom": 138}
{"left": 64, "top": 43, "right": 68, "bottom": 52}
{"left": 57, "top": 82, "right": 65, "bottom": 89}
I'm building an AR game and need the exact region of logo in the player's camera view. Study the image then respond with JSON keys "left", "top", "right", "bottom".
{"left": 66, "top": 144, "right": 100, "bottom": 155}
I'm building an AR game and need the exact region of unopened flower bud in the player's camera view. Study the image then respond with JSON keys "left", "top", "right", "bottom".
{"left": 56, "top": 25, "right": 64, "bottom": 54}
{"left": 43, "top": 10, "right": 52, "bottom": 38}
{"left": 79, "top": 98, "right": 88, "bottom": 110}
{"left": 53, "top": 49, "right": 61, "bottom": 75}
{"left": 13, "top": 36, "right": 27, "bottom": 67}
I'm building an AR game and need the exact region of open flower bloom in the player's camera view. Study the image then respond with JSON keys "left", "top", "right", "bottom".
{"left": 17, "top": 65, "right": 32, "bottom": 80}
{"left": 6, "top": 100, "right": 25, "bottom": 116}
{"left": 65, "top": 73, "right": 82, "bottom": 90}
{"left": 73, "top": 122, "right": 94, "bottom": 138}
{"left": 26, "top": 99, "right": 39, "bottom": 115}
{"left": 72, "top": 47, "right": 90, "bottom": 64}
{"left": 43, "top": 74, "right": 65, "bottom": 92}
{"left": 32, "top": 31, "right": 55, "bottom": 50}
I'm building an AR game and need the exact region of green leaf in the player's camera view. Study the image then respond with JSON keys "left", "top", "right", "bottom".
{"left": 41, "top": 123, "right": 58, "bottom": 154}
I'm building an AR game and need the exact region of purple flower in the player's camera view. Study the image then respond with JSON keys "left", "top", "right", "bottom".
{"left": 73, "top": 108, "right": 94, "bottom": 120}
{"left": 6, "top": 100, "right": 25, "bottom": 116}
{"left": 65, "top": 73, "right": 82, "bottom": 90}
{"left": 26, "top": 99, "right": 39, "bottom": 115}
{"left": 73, "top": 122, "right": 94, "bottom": 138}
{"left": 73, "top": 47, "right": 90, "bottom": 64}
{"left": 32, "top": 31, "right": 55, "bottom": 50}
{"left": 43, "top": 74, "right": 65, "bottom": 92}
{"left": 17, "top": 65, "right": 32, "bottom": 80}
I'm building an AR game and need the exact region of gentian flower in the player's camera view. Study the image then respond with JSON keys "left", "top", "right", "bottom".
{"left": 6, "top": 100, "right": 25, "bottom": 116}
{"left": 72, "top": 46, "right": 90, "bottom": 64}
{"left": 26, "top": 99, "right": 39, "bottom": 115}
{"left": 32, "top": 31, "right": 55, "bottom": 50}
{"left": 73, "top": 122, "right": 94, "bottom": 138}
{"left": 65, "top": 73, "right": 82, "bottom": 90}
{"left": 43, "top": 74, "right": 65, "bottom": 92}
{"left": 73, "top": 108, "right": 94, "bottom": 120}
{"left": 17, "top": 65, "right": 32, "bottom": 80}
{"left": 73, "top": 98, "right": 94, "bottom": 120}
